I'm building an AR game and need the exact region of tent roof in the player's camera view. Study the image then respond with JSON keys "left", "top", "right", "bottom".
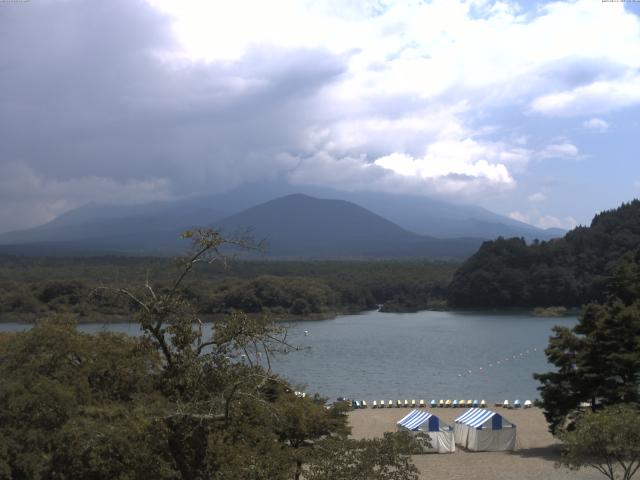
{"left": 454, "top": 408, "right": 508, "bottom": 428}
{"left": 397, "top": 409, "right": 437, "bottom": 431}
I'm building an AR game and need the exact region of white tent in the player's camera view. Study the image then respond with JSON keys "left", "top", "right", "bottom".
{"left": 453, "top": 408, "right": 516, "bottom": 451}
{"left": 397, "top": 409, "right": 455, "bottom": 453}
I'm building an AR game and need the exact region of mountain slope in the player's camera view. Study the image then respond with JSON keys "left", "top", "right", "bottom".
{"left": 299, "top": 187, "right": 562, "bottom": 240}
{"left": 0, "top": 199, "right": 227, "bottom": 254}
{"left": 197, "top": 181, "right": 564, "bottom": 240}
{"left": 216, "top": 194, "right": 483, "bottom": 259}
{"left": 0, "top": 181, "right": 562, "bottom": 256}
{"left": 448, "top": 199, "right": 640, "bottom": 308}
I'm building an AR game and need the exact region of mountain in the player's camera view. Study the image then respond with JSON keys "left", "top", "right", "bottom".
{"left": 0, "top": 181, "right": 563, "bottom": 257}
{"left": 0, "top": 199, "right": 228, "bottom": 254}
{"left": 176, "top": 181, "right": 563, "bottom": 241}
{"left": 448, "top": 199, "right": 640, "bottom": 308}
{"left": 295, "top": 187, "right": 563, "bottom": 240}
{"left": 215, "top": 194, "right": 483, "bottom": 259}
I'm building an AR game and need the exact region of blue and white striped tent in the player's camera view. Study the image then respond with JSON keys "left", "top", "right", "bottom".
{"left": 397, "top": 410, "right": 439, "bottom": 431}
{"left": 453, "top": 408, "right": 516, "bottom": 451}
{"left": 397, "top": 410, "right": 455, "bottom": 453}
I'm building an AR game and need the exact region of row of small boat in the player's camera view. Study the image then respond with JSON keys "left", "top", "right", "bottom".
{"left": 496, "top": 399, "right": 533, "bottom": 408}
{"left": 435, "top": 399, "right": 486, "bottom": 408}
{"left": 351, "top": 399, "right": 533, "bottom": 409}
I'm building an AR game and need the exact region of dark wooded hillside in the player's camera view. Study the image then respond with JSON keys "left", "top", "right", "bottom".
{"left": 448, "top": 200, "right": 640, "bottom": 308}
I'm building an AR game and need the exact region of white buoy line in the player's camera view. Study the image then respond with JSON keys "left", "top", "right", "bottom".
{"left": 456, "top": 347, "right": 541, "bottom": 378}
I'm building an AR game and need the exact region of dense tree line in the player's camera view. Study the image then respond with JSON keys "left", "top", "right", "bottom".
{"left": 449, "top": 200, "right": 640, "bottom": 308}
{"left": 534, "top": 250, "right": 640, "bottom": 434}
{"left": 534, "top": 251, "right": 640, "bottom": 479}
{"left": 0, "top": 256, "right": 456, "bottom": 322}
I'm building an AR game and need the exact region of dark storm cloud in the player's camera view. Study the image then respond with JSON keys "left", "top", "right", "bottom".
{"left": 0, "top": 0, "right": 348, "bottom": 231}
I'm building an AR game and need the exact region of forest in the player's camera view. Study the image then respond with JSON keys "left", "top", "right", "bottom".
{"left": 0, "top": 255, "right": 456, "bottom": 322}
{"left": 4, "top": 200, "right": 640, "bottom": 320}
{"left": 448, "top": 200, "right": 640, "bottom": 308}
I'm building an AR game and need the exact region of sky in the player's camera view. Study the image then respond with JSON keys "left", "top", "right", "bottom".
{"left": 0, "top": 0, "right": 639, "bottom": 234}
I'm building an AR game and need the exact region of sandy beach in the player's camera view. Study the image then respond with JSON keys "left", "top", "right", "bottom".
{"left": 348, "top": 407, "right": 602, "bottom": 480}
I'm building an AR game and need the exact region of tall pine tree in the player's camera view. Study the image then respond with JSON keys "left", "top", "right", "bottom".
{"left": 535, "top": 251, "right": 640, "bottom": 434}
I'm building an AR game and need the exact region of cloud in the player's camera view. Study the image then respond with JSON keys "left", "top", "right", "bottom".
{"left": 287, "top": 136, "right": 523, "bottom": 198}
{"left": 0, "top": 0, "right": 348, "bottom": 230}
{"left": 530, "top": 74, "right": 640, "bottom": 116}
{"left": 2, "top": 0, "right": 640, "bottom": 231}
{"left": 373, "top": 138, "right": 520, "bottom": 185}
{"left": 0, "top": 163, "right": 172, "bottom": 232}
{"left": 509, "top": 210, "right": 577, "bottom": 230}
{"left": 582, "top": 117, "right": 610, "bottom": 132}
{"left": 528, "top": 192, "right": 546, "bottom": 202}
{"left": 538, "top": 142, "right": 579, "bottom": 159}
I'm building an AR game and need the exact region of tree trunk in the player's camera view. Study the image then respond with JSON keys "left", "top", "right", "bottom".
{"left": 293, "top": 458, "right": 302, "bottom": 480}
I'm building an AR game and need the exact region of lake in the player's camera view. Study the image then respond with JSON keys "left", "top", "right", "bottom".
{"left": 276, "top": 310, "right": 577, "bottom": 403}
{"left": 0, "top": 310, "right": 576, "bottom": 403}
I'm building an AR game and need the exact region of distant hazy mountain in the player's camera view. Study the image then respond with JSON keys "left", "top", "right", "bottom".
{"left": 189, "top": 182, "right": 562, "bottom": 241}
{"left": 0, "top": 199, "right": 227, "bottom": 254}
{"left": 215, "top": 194, "right": 483, "bottom": 259}
{"left": 0, "top": 181, "right": 563, "bottom": 257}
{"left": 293, "top": 187, "right": 562, "bottom": 240}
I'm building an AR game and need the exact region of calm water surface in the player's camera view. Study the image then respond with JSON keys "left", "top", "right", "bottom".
{"left": 1, "top": 310, "right": 576, "bottom": 402}
{"left": 276, "top": 310, "right": 577, "bottom": 402}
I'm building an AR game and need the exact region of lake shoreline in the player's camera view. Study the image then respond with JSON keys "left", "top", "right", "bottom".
{"left": 0, "top": 304, "right": 581, "bottom": 324}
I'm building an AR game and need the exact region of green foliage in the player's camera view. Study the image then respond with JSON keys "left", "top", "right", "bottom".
{"left": 0, "top": 255, "right": 457, "bottom": 321}
{"left": 449, "top": 200, "right": 640, "bottom": 308}
{"left": 558, "top": 404, "right": 640, "bottom": 480}
{"left": 0, "top": 230, "right": 422, "bottom": 479}
{"left": 535, "top": 252, "right": 640, "bottom": 434}
{"left": 305, "top": 432, "right": 421, "bottom": 480}
{"left": 0, "top": 316, "right": 171, "bottom": 480}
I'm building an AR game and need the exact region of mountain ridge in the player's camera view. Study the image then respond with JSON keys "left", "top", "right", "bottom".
{"left": 213, "top": 193, "right": 483, "bottom": 259}
{"left": 0, "top": 185, "right": 564, "bottom": 259}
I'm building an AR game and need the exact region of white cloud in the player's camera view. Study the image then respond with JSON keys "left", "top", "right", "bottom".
{"left": 288, "top": 136, "right": 524, "bottom": 197}
{"left": 150, "top": 0, "right": 640, "bottom": 113}
{"left": 530, "top": 74, "right": 640, "bottom": 116}
{"left": 528, "top": 192, "right": 546, "bottom": 202}
{"left": 509, "top": 209, "right": 577, "bottom": 230}
{"left": 373, "top": 138, "right": 520, "bottom": 184}
{"left": 582, "top": 117, "right": 610, "bottom": 132}
{"left": 538, "top": 141, "right": 579, "bottom": 159}
{"left": 311, "top": 106, "right": 469, "bottom": 157}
